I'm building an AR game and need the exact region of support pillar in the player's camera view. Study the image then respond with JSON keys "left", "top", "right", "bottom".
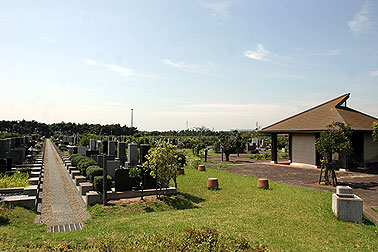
{"left": 288, "top": 134, "right": 293, "bottom": 164}
{"left": 271, "top": 133, "right": 278, "bottom": 164}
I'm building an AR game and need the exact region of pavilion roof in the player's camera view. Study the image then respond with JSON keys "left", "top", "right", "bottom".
{"left": 261, "top": 94, "right": 378, "bottom": 133}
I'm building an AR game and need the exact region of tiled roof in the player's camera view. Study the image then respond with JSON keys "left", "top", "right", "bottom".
{"left": 261, "top": 94, "right": 378, "bottom": 133}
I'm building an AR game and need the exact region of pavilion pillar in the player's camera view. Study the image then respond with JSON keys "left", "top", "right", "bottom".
{"left": 271, "top": 133, "right": 278, "bottom": 164}
{"left": 288, "top": 134, "right": 292, "bottom": 163}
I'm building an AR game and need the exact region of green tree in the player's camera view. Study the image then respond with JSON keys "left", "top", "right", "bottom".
{"left": 144, "top": 141, "right": 181, "bottom": 197}
{"left": 373, "top": 122, "right": 378, "bottom": 142}
{"left": 219, "top": 133, "right": 240, "bottom": 162}
{"left": 315, "top": 122, "right": 353, "bottom": 186}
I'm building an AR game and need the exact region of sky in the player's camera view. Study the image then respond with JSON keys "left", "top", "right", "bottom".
{"left": 1, "top": 0, "right": 378, "bottom": 131}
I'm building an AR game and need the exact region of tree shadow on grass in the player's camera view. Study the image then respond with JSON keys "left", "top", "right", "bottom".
{"left": 362, "top": 216, "right": 376, "bottom": 226}
{"left": 0, "top": 216, "right": 10, "bottom": 226}
{"left": 163, "top": 192, "right": 205, "bottom": 210}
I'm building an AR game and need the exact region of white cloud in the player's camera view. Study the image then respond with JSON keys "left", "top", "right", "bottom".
{"left": 83, "top": 59, "right": 97, "bottom": 65}
{"left": 370, "top": 70, "right": 378, "bottom": 76}
{"left": 83, "top": 59, "right": 135, "bottom": 78}
{"left": 104, "top": 63, "right": 134, "bottom": 77}
{"left": 41, "top": 36, "right": 57, "bottom": 44}
{"left": 244, "top": 44, "right": 277, "bottom": 62}
{"left": 347, "top": 2, "right": 372, "bottom": 34}
{"left": 204, "top": 0, "right": 231, "bottom": 20}
{"left": 162, "top": 59, "right": 212, "bottom": 75}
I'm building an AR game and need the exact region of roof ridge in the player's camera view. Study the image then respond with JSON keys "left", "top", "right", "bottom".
{"left": 262, "top": 93, "right": 350, "bottom": 131}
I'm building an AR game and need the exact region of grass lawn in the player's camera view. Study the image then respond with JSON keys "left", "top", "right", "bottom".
{"left": 1, "top": 167, "right": 377, "bottom": 251}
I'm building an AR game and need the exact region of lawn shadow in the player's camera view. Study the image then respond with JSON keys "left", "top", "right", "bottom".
{"left": 0, "top": 216, "right": 10, "bottom": 226}
{"left": 339, "top": 182, "right": 378, "bottom": 190}
{"left": 362, "top": 216, "right": 376, "bottom": 226}
{"left": 163, "top": 192, "right": 205, "bottom": 210}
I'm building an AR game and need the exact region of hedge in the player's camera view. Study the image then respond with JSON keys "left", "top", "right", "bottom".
{"left": 77, "top": 157, "right": 97, "bottom": 176}
{"left": 86, "top": 165, "right": 103, "bottom": 183}
{"left": 94, "top": 175, "right": 112, "bottom": 192}
{"left": 69, "top": 154, "right": 85, "bottom": 167}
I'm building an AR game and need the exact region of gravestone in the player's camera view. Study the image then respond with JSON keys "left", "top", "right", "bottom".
{"left": 77, "top": 146, "right": 88, "bottom": 156}
{"left": 90, "top": 154, "right": 98, "bottom": 162}
{"left": 96, "top": 141, "right": 102, "bottom": 154}
{"left": 128, "top": 143, "right": 138, "bottom": 166}
{"left": 6, "top": 157, "right": 12, "bottom": 171}
{"left": 115, "top": 168, "right": 135, "bottom": 191}
{"left": 107, "top": 159, "right": 120, "bottom": 179}
{"left": 102, "top": 140, "right": 108, "bottom": 155}
{"left": 0, "top": 159, "right": 6, "bottom": 173}
{"left": 143, "top": 168, "right": 157, "bottom": 189}
{"left": 89, "top": 139, "right": 97, "bottom": 151}
{"left": 97, "top": 155, "right": 104, "bottom": 168}
{"left": 9, "top": 148, "right": 26, "bottom": 164}
{"left": 108, "top": 141, "right": 117, "bottom": 157}
{"left": 0, "top": 139, "right": 11, "bottom": 153}
{"left": 140, "top": 144, "right": 150, "bottom": 163}
{"left": 10, "top": 138, "right": 16, "bottom": 148}
{"left": 117, "top": 142, "right": 126, "bottom": 164}
{"left": 86, "top": 150, "right": 99, "bottom": 157}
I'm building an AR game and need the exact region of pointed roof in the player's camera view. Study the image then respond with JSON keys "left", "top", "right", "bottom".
{"left": 262, "top": 94, "right": 378, "bottom": 133}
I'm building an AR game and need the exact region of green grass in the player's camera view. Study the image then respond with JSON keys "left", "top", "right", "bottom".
{"left": 0, "top": 172, "right": 29, "bottom": 188}
{"left": 0, "top": 168, "right": 377, "bottom": 251}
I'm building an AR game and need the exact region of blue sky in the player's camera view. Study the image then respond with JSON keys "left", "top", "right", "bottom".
{"left": 1, "top": 0, "right": 377, "bottom": 131}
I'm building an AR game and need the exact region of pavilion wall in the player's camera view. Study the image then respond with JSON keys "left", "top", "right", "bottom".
{"left": 364, "top": 133, "right": 378, "bottom": 164}
{"left": 291, "top": 133, "right": 317, "bottom": 167}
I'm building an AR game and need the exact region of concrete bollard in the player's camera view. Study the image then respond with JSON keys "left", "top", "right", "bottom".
{"left": 198, "top": 165, "right": 206, "bottom": 171}
{"left": 257, "top": 178, "right": 269, "bottom": 189}
{"left": 207, "top": 178, "right": 218, "bottom": 190}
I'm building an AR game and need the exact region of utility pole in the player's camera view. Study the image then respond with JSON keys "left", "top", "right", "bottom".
{"left": 131, "top": 108, "right": 134, "bottom": 128}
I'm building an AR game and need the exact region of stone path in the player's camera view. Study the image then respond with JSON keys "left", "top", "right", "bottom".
{"left": 40, "top": 139, "right": 90, "bottom": 229}
{"left": 209, "top": 154, "right": 378, "bottom": 223}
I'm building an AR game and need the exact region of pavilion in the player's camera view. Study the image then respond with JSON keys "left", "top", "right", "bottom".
{"left": 261, "top": 94, "right": 378, "bottom": 170}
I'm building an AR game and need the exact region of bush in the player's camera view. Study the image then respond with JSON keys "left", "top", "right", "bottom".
{"left": 69, "top": 154, "right": 85, "bottom": 167}
{"left": 0, "top": 172, "right": 29, "bottom": 188}
{"left": 281, "top": 153, "right": 289, "bottom": 159}
{"left": 93, "top": 175, "right": 112, "bottom": 192}
{"left": 86, "top": 165, "right": 103, "bottom": 183}
{"left": 77, "top": 157, "right": 97, "bottom": 176}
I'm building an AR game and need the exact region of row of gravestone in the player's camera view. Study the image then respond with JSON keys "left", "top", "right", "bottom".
{"left": 65, "top": 140, "right": 156, "bottom": 191}
{"left": 0, "top": 136, "right": 39, "bottom": 171}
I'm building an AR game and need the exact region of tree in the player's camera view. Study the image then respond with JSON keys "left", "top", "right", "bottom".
{"left": 219, "top": 133, "right": 241, "bottom": 162}
{"left": 129, "top": 165, "right": 146, "bottom": 200}
{"left": 373, "top": 122, "right": 378, "bottom": 142}
{"left": 315, "top": 122, "right": 353, "bottom": 186}
{"left": 144, "top": 141, "right": 181, "bottom": 197}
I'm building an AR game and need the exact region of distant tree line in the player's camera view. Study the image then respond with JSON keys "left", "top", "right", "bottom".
{"left": 0, "top": 120, "right": 138, "bottom": 136}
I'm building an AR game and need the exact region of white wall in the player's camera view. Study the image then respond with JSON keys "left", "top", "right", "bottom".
{"left": 364, "top": 133, "right": 378, "bottom": 163}
{"left": 292, "top": 134, "right": 316, "bottom": 166}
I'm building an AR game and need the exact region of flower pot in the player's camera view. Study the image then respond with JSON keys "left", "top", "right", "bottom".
{"left": 198, "top": 165, "right": 206, "bottom": 171}
{"left": 207, "top": 178, "right": 218, "bottom": 190}
{"left": 257, "top": 178, "right": 269, "bottom": 189}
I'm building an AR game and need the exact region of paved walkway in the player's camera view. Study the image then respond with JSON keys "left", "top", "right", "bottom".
{"left": 40, "top": 139, "right": 90, "bottom": 228}
{"left": 209, "top": 154, "right": 378, "bottom": 222}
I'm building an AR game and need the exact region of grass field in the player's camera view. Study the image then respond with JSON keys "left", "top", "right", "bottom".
{"left": 1, "top": 167, "right": 377, "bottom": 251}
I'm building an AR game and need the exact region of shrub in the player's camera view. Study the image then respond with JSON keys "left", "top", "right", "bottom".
{"left": 86, "top": 165, "right": 103, "bottom": 183}
{"left": 69, "top": 154, "right": 85, "bottom": 167}
{"left": 281, "top": 153, "right": 289, "bottom": 159}
{"left": 77, "top": 157, "right": 97, "bottom": 176}
{"left": 93, "top": 175, "right": 112, "bottom": 192}
{"left": 0, "top": 172, "right": 29, "bottom": 188}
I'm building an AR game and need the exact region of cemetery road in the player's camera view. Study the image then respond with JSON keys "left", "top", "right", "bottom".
{"left": 40, "top": 139, "right": 90, "bottom": 227}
